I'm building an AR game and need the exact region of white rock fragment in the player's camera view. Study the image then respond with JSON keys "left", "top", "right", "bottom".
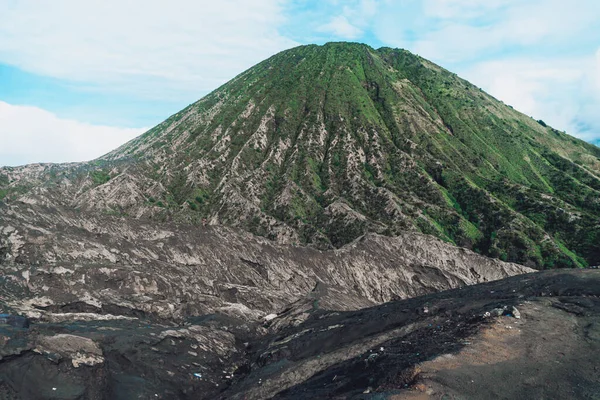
{"left": 35, "top": 334, "right": 104, "bottom": 368}
{"left": 511, "top": 306, "right": 521, "bottom": 319}
{"left": 264, "top": 313, "right": 277, "bottom": 321}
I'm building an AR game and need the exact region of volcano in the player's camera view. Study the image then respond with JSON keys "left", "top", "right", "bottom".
{"left": 4, "top": 42, "right": 600, "bottom": 268}
{"left": 0, "top": 43, "right": 599, "bottom": 399}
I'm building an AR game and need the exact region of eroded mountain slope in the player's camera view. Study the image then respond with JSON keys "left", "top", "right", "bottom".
{"left": 1, "top": 43, "right": 599, "bottom": 268}
{"left": 0, "top": 199, "right": 530, "bottom": 323}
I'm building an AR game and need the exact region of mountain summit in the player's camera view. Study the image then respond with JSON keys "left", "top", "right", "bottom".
{"left": 3, "top": 42, "right": 600, "bottom": 268}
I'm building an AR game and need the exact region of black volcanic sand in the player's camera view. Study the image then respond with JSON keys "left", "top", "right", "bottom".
{"left": 1, "top": 269, "right": 599, "bottom": 399}
{"left": 223, "top": 269, "right": 600, "bottom": 399}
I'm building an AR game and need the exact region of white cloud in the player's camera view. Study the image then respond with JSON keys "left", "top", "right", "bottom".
{"left": 317, "top": 0, "right": 379, "bottom": 40}
{"left": 318, "top": 15, "right": 363, "bottom": 39}
{"left": 422, "top": 0, "right": 517, "bottom": 20}
{"left": 318, "top": 0, "right": 379, "bottom": 40}
{"left": 422, "top": 0, "right": 600, "bottom": 61}
{"left": 372, "top": 0, "right": 599, "bottom": 64}
{"left": 594, "top": 49, "right": 600, "bottom": 90}
{"left": 461, "top": 53, "right": 600, "bottom": 142}
{"left": 0, "top": 0, "right": 297, "bottom": 97}
{"left": 0, "top": 102, "right": 146, "bottom": 166}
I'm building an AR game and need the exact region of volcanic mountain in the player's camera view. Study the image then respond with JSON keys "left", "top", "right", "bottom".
{"left": 0, "top": 43, "right": 599, "bottom": 399}
{"left": 2, "top": 42, "right": 599, "bottom": 269}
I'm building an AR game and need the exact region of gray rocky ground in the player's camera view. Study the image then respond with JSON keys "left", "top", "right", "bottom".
{"left": 0, "top": 191, "right": 555, "bottom": 399}
{"left": 3, "top": 181, "right": 599, "bottom": 400}
{"left": 0, "top": 267, "right": 598, "bottom": 399}
{"left": 0, "top": 199, "right": 530, "bottom": 324}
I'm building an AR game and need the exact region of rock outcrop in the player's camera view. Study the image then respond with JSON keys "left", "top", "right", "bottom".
{"left": 0, "top": 199, "right": 531, "bottom": 324}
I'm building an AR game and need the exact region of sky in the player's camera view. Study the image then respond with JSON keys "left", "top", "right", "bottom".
{"left": 1, "top": 0, "right": 599, "bottom": 166}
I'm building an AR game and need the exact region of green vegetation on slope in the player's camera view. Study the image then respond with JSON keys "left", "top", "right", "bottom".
{"left": 97, "top": 42, "right": 600, "bottom": 268}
